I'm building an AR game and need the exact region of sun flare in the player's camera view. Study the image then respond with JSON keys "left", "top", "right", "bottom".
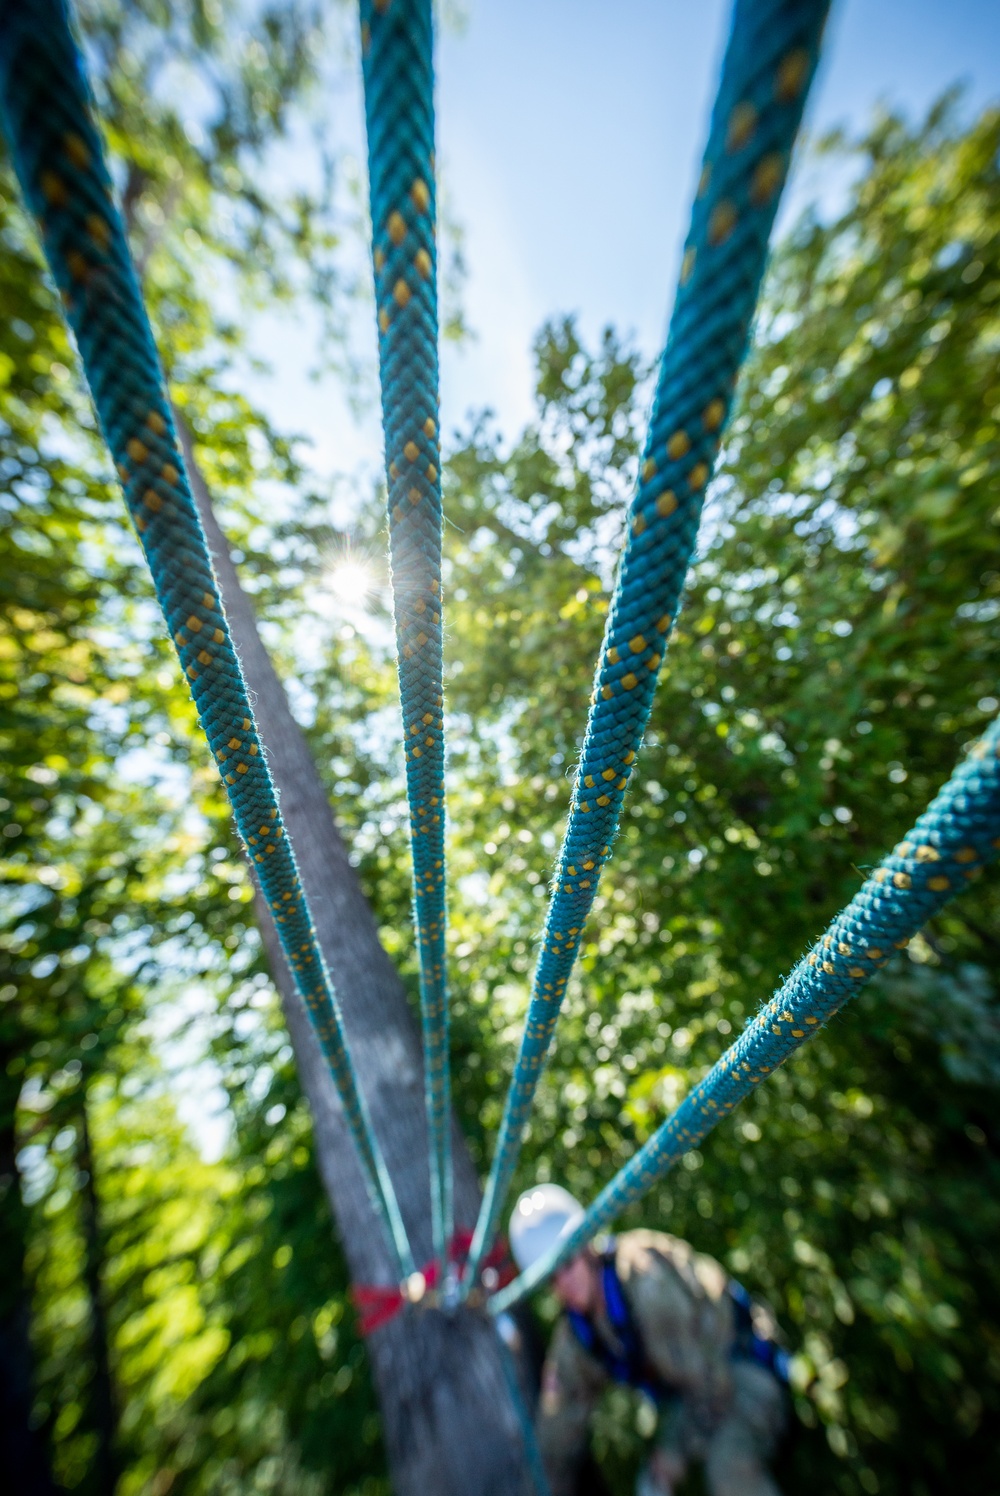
{"left": 327, "top": 558, "right": 375, "bottom": 608}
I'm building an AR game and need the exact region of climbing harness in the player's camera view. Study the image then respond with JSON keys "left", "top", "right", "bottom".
{"left": 566, "top": 1250, "right": 680, "bottom": 1406}
{"left": 462, "top": 0, "right": 834, "bottom": 1292}
{"left": 565, "top": 1251, "right": 789, "bottom": 1398}
{"left": 359, "top": 0, "right": 452, "bottom": 1264}
{"left": 0, "top": 0, "right": 414, "bottom": 1280}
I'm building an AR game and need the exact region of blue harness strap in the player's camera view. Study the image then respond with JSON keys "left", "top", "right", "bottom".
{"left": 566, "top": 1252, "right": 787, "bottom": 1401}
{"left": 728, "top": 1280, "right": 791, "bottom": 1384}
{"left": 566, "top": 1253, "right": 678, "bottom": 1405}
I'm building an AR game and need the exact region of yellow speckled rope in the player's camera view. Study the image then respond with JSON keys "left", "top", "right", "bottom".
{"left": 492, "top": 718, "right": 1000, "bottom": 1311}
{"left": 359, "top": 0, "right": 452, "bottom": 1264}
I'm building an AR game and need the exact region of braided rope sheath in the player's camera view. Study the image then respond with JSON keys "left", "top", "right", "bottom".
{"left": 494, "top": 1325, "right": 553, "bottom": 1496}
{"left": 491, "top": 717, "right": 1000, "bottom": 1312}
{"left": 359, "top": 0, "right": 452, "bottom": 1261}
{"left": 0, "top": 0, "right": 415, "bottom": 1279}
{"left": 464, "top": 0, "right": 832, "bottom": 1290}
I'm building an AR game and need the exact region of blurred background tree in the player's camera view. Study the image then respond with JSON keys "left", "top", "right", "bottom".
{"left": 1, "top": 2, "right": 998, "bottom": 1490}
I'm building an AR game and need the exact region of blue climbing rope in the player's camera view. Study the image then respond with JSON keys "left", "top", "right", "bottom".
{"left": 494, "top": 1321, "right": 553, "bottom": 1496}
{"left": 463, "top": 0, "right": 833, "bottom": 1293}
{"left": 359, "top": 0, "right": 452, "bottom": 1264}
{"left": 0, "top": 0, "right": 415, "bottom": 1281}
{"left": 490, "top": 715, "right": 1000, "bottom": 1312}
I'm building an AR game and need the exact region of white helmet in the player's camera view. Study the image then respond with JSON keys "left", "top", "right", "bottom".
{"left": 509, "top": 1184, "right": 585, "bottom": 1273}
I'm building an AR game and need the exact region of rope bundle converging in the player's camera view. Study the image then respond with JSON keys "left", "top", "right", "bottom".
{"left": 2, "top": 0, "right": 999, "bottom": 1352}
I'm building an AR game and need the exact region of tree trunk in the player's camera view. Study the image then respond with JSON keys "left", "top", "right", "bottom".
{"left": 75, "top": 1092, "right": 119, "bottom": 1495}
{"left": 178, "top": 418, "right": 535, "bottom": 1496}
{"left": 0, "top": 1058, "right": 62, "bottom": 1495}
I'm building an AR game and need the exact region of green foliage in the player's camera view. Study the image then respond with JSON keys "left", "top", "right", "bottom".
{"left": 3, "top": 18, "right": 1000, "bottom": 1493}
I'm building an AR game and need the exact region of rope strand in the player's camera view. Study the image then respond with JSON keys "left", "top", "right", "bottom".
{"left": 359, "top": 0, "right": 452, "bottom": 1264}
{"left": 491, "top": 716, "right": 1000, "bottom": 1312}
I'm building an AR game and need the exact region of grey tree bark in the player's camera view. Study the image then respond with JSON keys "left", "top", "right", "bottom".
{"left": 177, "top": 418, "right": 535, "bottom": 1496}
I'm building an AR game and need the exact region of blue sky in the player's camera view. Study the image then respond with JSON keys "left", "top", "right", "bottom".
{"left": 247, "top": 0, "right": 1000, "bottom": 494}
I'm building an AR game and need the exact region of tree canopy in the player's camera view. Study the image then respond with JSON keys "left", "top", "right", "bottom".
{"left": 2, "top": 5, "right": 999, "bottom": 1490}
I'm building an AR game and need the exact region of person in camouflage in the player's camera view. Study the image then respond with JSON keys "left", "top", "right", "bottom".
{"left": 508, "top": 1187, "right": 788, "bottom": 1496}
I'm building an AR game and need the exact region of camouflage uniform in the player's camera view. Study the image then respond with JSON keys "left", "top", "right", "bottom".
{"left": 537, "top": 1230, "right": 786, "bottom": 1496}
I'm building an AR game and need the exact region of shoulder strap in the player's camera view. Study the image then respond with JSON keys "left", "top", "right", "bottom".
{"left": 565, "top": 1252, "right": 677, "bottom": 1403}
{"left": 728, "top": 1279, "right": 790, "bottom": 1384}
